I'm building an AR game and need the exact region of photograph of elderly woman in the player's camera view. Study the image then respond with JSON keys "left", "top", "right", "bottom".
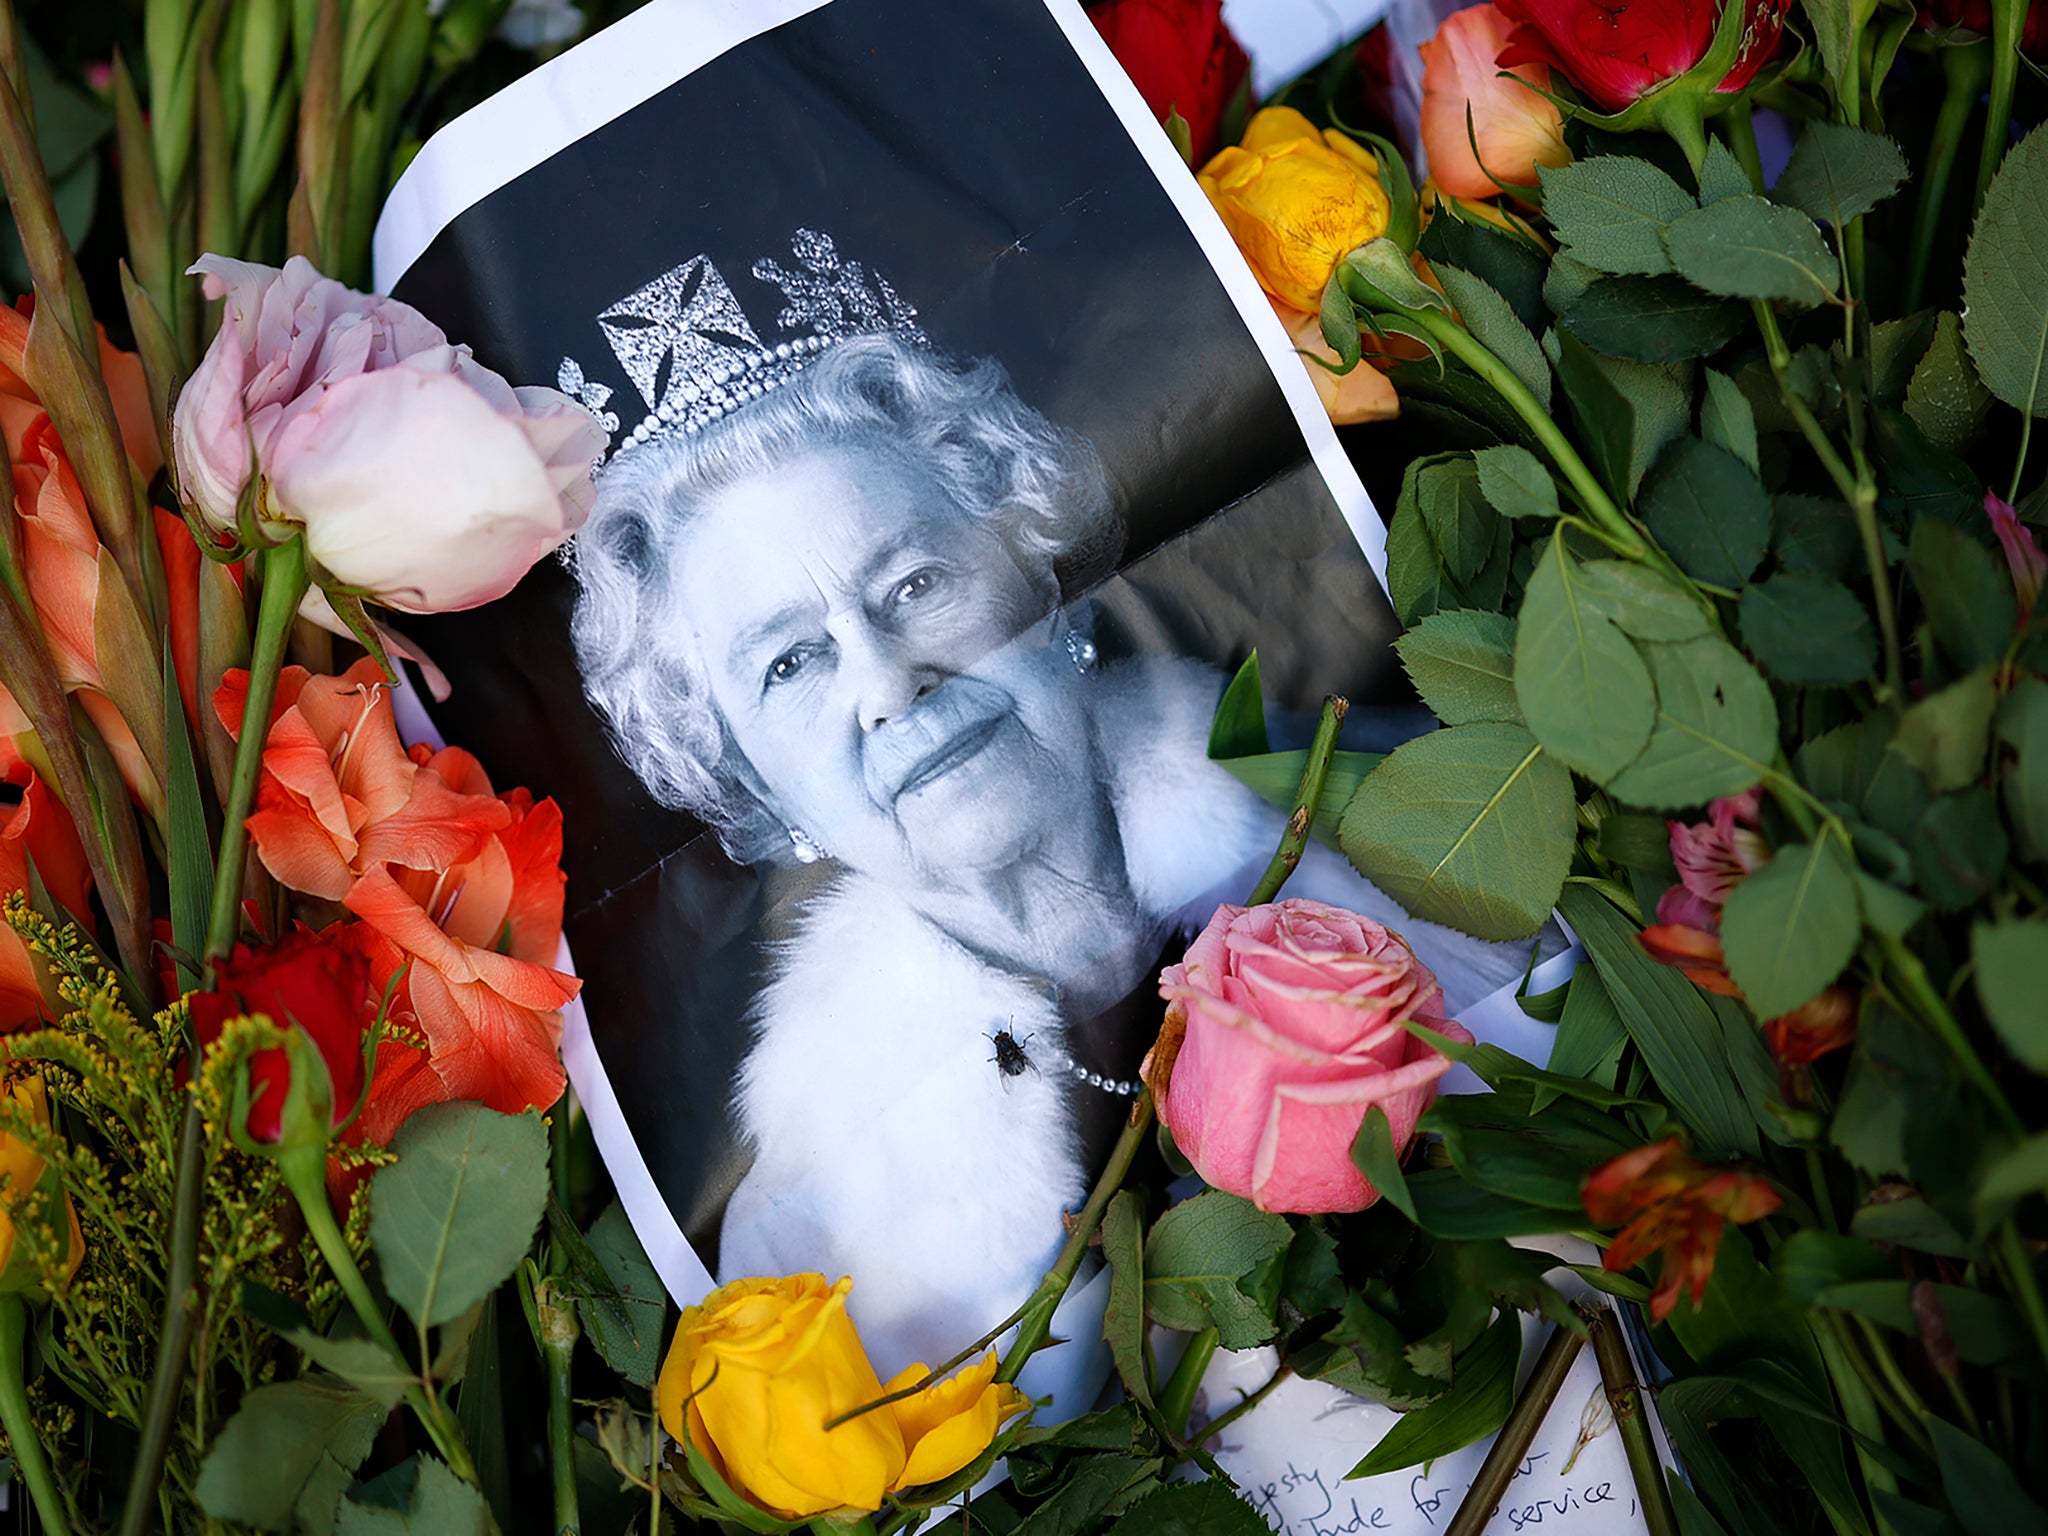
{"left": 376, "top": 0, "right": 1545, "bottom": 1394}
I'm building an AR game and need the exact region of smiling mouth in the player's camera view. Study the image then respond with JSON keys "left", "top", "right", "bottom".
{"left": 895, "top": 715, "right": 1003, "bottom": 800}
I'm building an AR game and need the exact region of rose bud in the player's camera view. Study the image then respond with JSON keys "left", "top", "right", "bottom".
{"left": 1198, "top": 107, "right": 1394, "bottom": 313}
{"left": 189, "top": 925, "right": 378, "bottom": 1147}
{"left": 1419, "top": 3, "right": 1571, "bottom": 199}
{"left": 1146, "top": 898, "right": 1472, "bottom": 1214}
{"left": 1494, "top": 0, "right": 1791, "bottom": 114}
{"left": 1089, "top": 0, "right": 1251, "bottom": 164}
{"left": 172, "top": 255, "right": 607, "bottom": 619}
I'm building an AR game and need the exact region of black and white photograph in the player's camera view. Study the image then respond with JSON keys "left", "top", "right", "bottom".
{"left": 373, "top": 0, "right": 1546, "bottom": 1393}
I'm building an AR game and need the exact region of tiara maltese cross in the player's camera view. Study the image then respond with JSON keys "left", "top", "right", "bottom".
{"left": 559, "top": 229, "right": 924, "bottom": 464}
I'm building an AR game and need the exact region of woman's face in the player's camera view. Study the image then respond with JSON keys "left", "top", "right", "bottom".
{"left": 669, "top": 441, "right": 1102, "bottom": 883}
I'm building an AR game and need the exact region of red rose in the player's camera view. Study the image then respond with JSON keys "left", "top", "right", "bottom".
{"left": 1495, "top": 0, "right": 1790, "bottom": 112}
{"left": 1089, "top": 0, "right": 1251, "bottom": 163}
{"left": 191, "top": 926, "right": 376, "bottom": 1143}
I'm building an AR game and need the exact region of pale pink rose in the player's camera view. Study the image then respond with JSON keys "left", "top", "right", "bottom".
{"left": 1667, "top": 790, "right": 1768, "bottom": 918}
{"left": 1987, "top": 492, "right": 2046, "bottom": 620}
{"left": 1150, "top": 899, "right": 1471, "bottom": 1214}
{"left": 172, "top": 254, "right": 606, "bottom": 616}
{"left": 1418, "top": 4, "right": 1569, "bottom": 201}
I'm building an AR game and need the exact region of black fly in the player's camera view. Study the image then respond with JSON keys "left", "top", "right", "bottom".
{"left": 988, "top": 1027, "right": 1036, "bottom": 1078}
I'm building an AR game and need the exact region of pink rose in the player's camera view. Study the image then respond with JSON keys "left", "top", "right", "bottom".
{"left": 172, "top": 255, "right": 606, "bottom": 615}
{"left": 1419, "top": 4, "right": 1570, "bottom": 200}
{"left": 1148, "top": 899, "right": 1472, "bottom": 1214}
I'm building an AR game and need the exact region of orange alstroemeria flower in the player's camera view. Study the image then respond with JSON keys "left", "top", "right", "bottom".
{"left": 0, "top": 766, "right": 94, "bottom": 1030}
{"left": 215, "top": 658, "right": 512, "bottom": 900}
{"left": 1583, "top": 1138, "right": 1783, "bottom": 1322}
{"left": 1636, "top": 923, "right": 1744, "bottom": 997}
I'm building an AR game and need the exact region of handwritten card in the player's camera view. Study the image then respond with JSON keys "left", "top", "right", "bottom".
{"left": 1191, "top": 1281, "right": 1676, "bottom": 1536}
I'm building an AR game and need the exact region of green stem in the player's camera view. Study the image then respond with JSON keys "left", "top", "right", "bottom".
{"left": 281, "top": 1152, "right": 480, "bottom": 1484}
{"left": 1995, "top": 1222, "right": 2048, "bottom": 1374}
{"left": 1247, "top": 697, "right": 1346, "bottom": 905}
{"left": 1975, "top": 0, "right": 2021, "bottom": 205}
{"left": 544, "top": 1103, "right": 581, "bottom": 1536}
{"left": 1843, "top": 1315, "right": 1936, "bottom": 1458}
{"left": 0, "top": 1293, "right": 69, "bottom": 1536}
{"left": 1185, "top": 1367, "right": 1287, "bottom": 1449}
{"left": 1724, "top": 105, "right": 1765, "bottom": 192}
{"left": 1447, "top": 1323, "right": 1587, "bottom": 1536}
{"left": 1812, "top": 1314, "right": 1895, "bottom": 1536}
{"left": 1753, "top": 301, "right": 1900, "bottom": 701}
{"left": 1807, "top": 1147, "right": 1840, "bottom": 1232}
{"left": 1408, "top": 310, "right": 1645, "bottom": 560}
{"left": 1876, "top": 932, "right": 2019, "bottom": 1134}
{"left": 1589, "top": 1311, "right": 1679, "bottom": 1536}
{"left": 205, "top": 535, "right": 310, "bottom": 961}
{"left": 116, "top": 1078, "right": 204, "bottom": 1536}
{"left": 1905, "top": 43, "right": 1989, "bottom": 312}
{"left": 1157, "top": 1328, "right": 1218, "bottom": 1441}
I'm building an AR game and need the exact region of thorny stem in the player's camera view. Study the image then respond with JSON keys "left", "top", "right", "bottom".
{"left": 1185, "top": 1367, "right": 1288, "bottom": 1452}
{"left": 1247, "top": 697, "right": 1347, "bottom": 905}
{"left": 1446, "top": 1323, "right": 1586, "bottom": 1536}
{"left": 0, "top": 1292, "right": 70, "bottom": 1536}
{"left": 1752, "top": 301, "right": 1901, "bottom": 702}
{"left": 1589, "top": 1311, "right": 1678, "bottom": 1536}
{"left": 281, "top": 1151, "right": 480, "bottom": 1484}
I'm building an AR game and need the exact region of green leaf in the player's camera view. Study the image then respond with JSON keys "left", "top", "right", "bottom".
{"left": 1773, "top": 494, "right": 1862, "bottom": 579}
{"left": 1638, "top": 437, "right": 1773, "bottom": 587}
{"left": 1798, "top": 715, "right": 1932, "bottom": 842}
{"left": 1796, "top": 0, "right": 1856, "bottom": 109}
{"left": 1890, "top": 666, "right": 1999, "bottom": 793}
{"left": 1437, "top": 265, "right": 1552, "bottom": 408}
{"left": 1701, "top": 369, "right": 1759, "bottom": 473}
{"left": 1100, "top": 1190, "right": 1152, "bottom": 1410}
{"left": 1281, "top": 1221, "right": 1345, "bottom": 1319}
{"left": 1559, "top": 885, "right": 1758, "bottom": 1156}
{"left": 337, "top": 1456, "right": 495, "bottom": 1535}
{"left": 1907, "top": 519, "right": 2015, "bottom": 675}
{"left": 1698, "top": 138, "right": 1754, "bottom": 203}
{"left": 1913, "top": 788, "right": 2009, "bottom": 912}
{"left": 1544, "top": 252, "right": 1602, "bottom": 315}
{"left": 1543, "top": 961, "right": 1628, "bottom": 1093}
{"left": 196, "top": 1378, "right": 390, "bottom": 1526}
{"left": 1111, "top": 1480, "right": 1268, "bottom": 1536}
{"left": 1387, "top": 454, "right": 1514, "bottom": 624}
{"left": 1962, "top": 120, "right": 2048, "bottom": 419}
{"left": 1514, "top": 536, "right": 1658, "bottom": 780}
{"left": 371, "top": 1104, "right": 549, "bottom": 1331}
{"left": 1576, "top": 559, "right": 1711, "bottom": 641}
{"left": 1905, "top": 312, "right": 1990, "bottom": 452}
{"left": 1978, "top": 1133, "right": 2048, "bottom": 1209}
{"left": 1929, "top": 1413, "right": 2048, "bottom": 1535}
{"left": 1775, "top": 1231, "right": 1893, "bottom": 1307}
{"left": 1342, "top": 237, "right": 1453, "bottom": 315}
{"left": 1665, "top": 196, "right": 1838, "bottom": 307}
{"left": 1553, "top": 330, "right": 1690, "bottom": 502}
{"left": 1222, "top": 749, "right": 1380, "bottom": 851}
{"left": 1539, "top": 156, "right": 1696, "bottom": 276}
{"left": 1395, "top": 610, "right": 1520, "bottom": 725}
{"left": 1563, "top": 275, "right": 1744, "bottom": 364}
{"left": 1352, "top": 1105, "right": 1417, "bottom": 1221}
{"left": 1738, "top": 573, "right": 1876, "bottom": 686}
{"left": 1417, "top": 203, "right": 1550, "bottom": 331}
{"left": 1319, "top": 271, "right": 1362, "bottom": 370}
{"left": 1338, "top": 722, "right": 1575, "bottom": 941}
{"left": 241, "top": 1290, "right": 417, "bottom": 1409}
{"left": 1971, "top": 920, "right": 2048, "bottom": 1071}
{"left": 1719, "top": 836, "right": 1861, "bottom": 1017}
{"left": 1850, "top": 1193, "right": 1972, "bottom": 1258}
{"left": 1473, "top": 443, "right": 1560, "bottom": 522}
{"left": 1813, "top": 1280, "right": 2022, "bottom": 1365}
{"left": 1425, "top": 1088, "right": 1636, "bottom": 1209}
{"left": 1771, "top": 123, "right": 1909, "bottom": 227}
{"left": 1416, "top": 457, "right": 1499, "bottom": 583}
{"left": 1308, "top": 1292, "right": 1454, "bottom": 1408}
{"left": 1207, "top": 651, "right": 1269, "bottom": 758}
{"left": 1142, "top": 1191, "right": 1292, "bottom": 1349}
{"left": 1997, "top": 677, "right": 2048, "bottom": 862}
{"left": 1347, "top": 1312, "right": 1521, "bottom": 1478}
{"left": 575, "top": 1203, "right": 666, "bottom": 1388}
{"left": 1607, "top": 635, "right": 1779, "bottom": 811}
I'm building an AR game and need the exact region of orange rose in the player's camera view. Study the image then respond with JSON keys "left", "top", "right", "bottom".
{"left": 1419, "top": 4, "right": 1569, "bottom": 200}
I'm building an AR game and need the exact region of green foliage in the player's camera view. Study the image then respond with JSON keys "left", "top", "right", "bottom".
{"left": 1386, "top": 454, "right": 1513, "bottom": 624}
{"left": 1606, "top": 636, "right": 1779, "bottom": 810}
{"left": 1770, "top": 123, "right": 1908, "bottom": 227}
{"left": 1909, "top": 518, "right": 2015, "bottom": 674}
{"left": 1539, "top": 156, "right": 1696, "bottom": 276}
{"left": 1664, "top": 196, "right": 1837, "bottom": 307}
{"left": 1906, "top": 312, "right": 1991, "bottom": 452}
{"left": 1473, "top": 443, "right": 1560, "bottom": 522}
{"left": 1970, "top": 919, "right": 2048, "bottom": 1069}
{"left": 1562, "top": 275, "right": 1744, "bottom": 364}
{"left": 1221, "top": 748, "right": 1382, "bottom": 851}
{"left": 1393, "top": 609, "right": 1520, "bottom": 724}
{"left": 1514, "top": 535, "right": 1657, "bottom": 780}
{"left": 1346, "top": 1312, "right": 1520, "bottom": 1478}
{"left": 1576, "top": 560, "right": 1710, "bottom": 641}
{"left": 1700, "top": 369, "right": 1759, "bottom": 472}
{"left": 370, "top": 1103, "right": 550, "bottom": 1330}
{"left": 337, "top": 1456, "right": 497, "bottom": 1534}
{"left": 1638, "top": 438, "right": 1773, "bottom": 588}
{"left": 555, "top": 1201, "right": 665, "bottom": 1388}
{"left": 1099, "top": 1190, "right": 1152, "bottom": 1409}
{"left": 1553, "top": 330, "right": 1690, "bottom": 502}
{"left": 1718, "top": 836, "right": 1862, "bottom": 1017}
{"left": 1435, "top": 266, "right": 1552, "bottom": 408}
{"left": 1697, "top": 139, "right": 1753, "bottom": 203}
{"left": 1338, "top": 722, "right": 1574, "bottom": 940}
{"left": 1928, "top": 1414, "right": 2048, "bottom": 1534}
{"left": 1207, "top": 651, "right": 1270, "bottom": 759}
{"left": 1111, "top": 1480, "right": 1269, "bottom": 1536}
{"left": 1962, "top": 121, "right": 2048, "bottom": 420}
{"left": 195, "top": 1377, "right": 389, "bottom": 1526}
{"left": 1738, "top": 573, "right": 1876, "bottom": 686}
{"left": 1140, "top": 1191, "right": 1292, "bottom": 1348}
{"left": 1997, "top": 678, "right": 2048, "bottom": 861}
{"left": 1891, "top": 667, "right": 1999, "bottom": 793}
{"left": 1416, "top": 204, "right": 1549, "bottom": 330}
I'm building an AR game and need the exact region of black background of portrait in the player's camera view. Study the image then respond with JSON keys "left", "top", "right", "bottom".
{"left": 385, "top": 0, "right": 1411, "bottom": 1258}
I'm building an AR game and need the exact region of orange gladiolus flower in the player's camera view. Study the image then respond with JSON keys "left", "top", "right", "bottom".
{"left": 0, "top": 766, "right": 94, "bottom": 1030}
{"left": 1583, "top": 1138, "right": 1783, "bottom": 1322}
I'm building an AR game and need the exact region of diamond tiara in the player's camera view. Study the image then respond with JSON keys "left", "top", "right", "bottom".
{"left": 557, "top": 229, "right": 925, "bottom": 466}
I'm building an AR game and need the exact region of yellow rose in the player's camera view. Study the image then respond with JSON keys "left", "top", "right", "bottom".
{"left": 1198, "top": 106, "right": 1393, "bottom": 312}
{"left": 0, "top": 1074, "right": 82, "bottom": 1293}
{"left": 882, "top": 1351, "right": 1031, "bottom": 1488}
{"left": 656, "top": 1274, "right": 906, "bottom": 1519}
